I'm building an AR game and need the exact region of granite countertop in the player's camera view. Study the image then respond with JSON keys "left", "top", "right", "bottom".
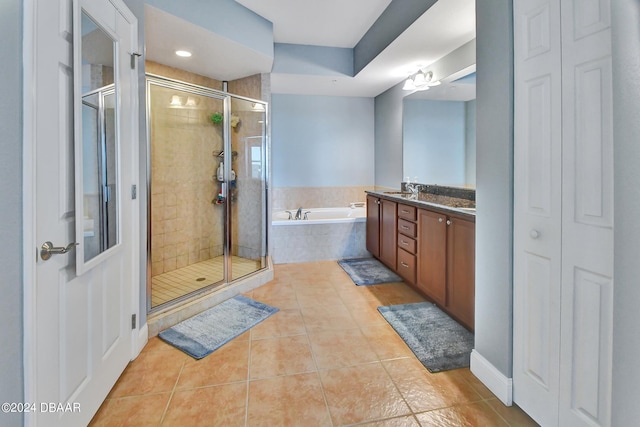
{"left": 366, "top": 188, "right": 476, "bottom": 219}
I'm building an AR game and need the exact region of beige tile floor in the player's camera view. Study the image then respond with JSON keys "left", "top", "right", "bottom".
{"left": 91, "top": 261, "right": 538, "bottom": 427}
{"left": 152, "top": 256, "right": 263, "bottom": 307}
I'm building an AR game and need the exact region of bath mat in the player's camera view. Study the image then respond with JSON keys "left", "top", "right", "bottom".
{"left": 159, "top": 295, "right": 279, "bottom": 359}
{"left": 338, "top": 258, "right": 403, "bottom": 285}
{"left": 378, "top": 302, "right": 473, "bottom": 373}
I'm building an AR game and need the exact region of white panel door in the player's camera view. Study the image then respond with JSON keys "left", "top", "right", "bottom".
{"left": 513, "top": 0, "right": 563, "bottom": 425}
{"left": 559, "top": 0, "right": 613, "bottom": 425}
{"left": 25, "top": 0, "right": 139, "bottom": 426}
{"left": 514, "top": 0, "right": 614, "bottom": 426}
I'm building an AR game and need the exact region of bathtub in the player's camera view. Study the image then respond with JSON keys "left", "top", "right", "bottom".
{"left": 271, "top": 206, "right": 370, "bottom": 264}
{"left": 272, "top": 206, "right": 366, "bottom": 225}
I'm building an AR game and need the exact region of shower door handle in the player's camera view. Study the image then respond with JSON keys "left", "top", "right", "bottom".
{"left": 40, "top": 241, "right": 78, "bottom": 261}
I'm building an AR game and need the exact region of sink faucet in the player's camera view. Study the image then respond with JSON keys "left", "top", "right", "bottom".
{"left": 295, "top": 207, "right": 303, "bottom": 220}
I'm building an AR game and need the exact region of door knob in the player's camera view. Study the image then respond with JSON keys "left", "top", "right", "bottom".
{"left": 530, "top": 230, "right": 540, "bottom": 239}
{"left": 41, "top": 241, "right": 78, "bottom": 261}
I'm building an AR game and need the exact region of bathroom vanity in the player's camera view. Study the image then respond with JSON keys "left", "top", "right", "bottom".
{"left": 366, "top": 186, "right": 475, "bottom": 330}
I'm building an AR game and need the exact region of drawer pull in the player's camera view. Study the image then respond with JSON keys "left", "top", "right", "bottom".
{"left": 400, "top": 262, "right": 409, "bottom": 268}
{"left": 401, "top": 225, "right": 409, "bottom": 230}
{"left": 401, "top": 209, "right": 409, "bottom": 214}
{"left": 401, "top": 241, "right": 409, "bottom": 246}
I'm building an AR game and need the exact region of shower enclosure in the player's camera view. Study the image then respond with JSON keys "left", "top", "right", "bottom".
{"left": 146, "top": 75, "right": 268, "bottom": 311}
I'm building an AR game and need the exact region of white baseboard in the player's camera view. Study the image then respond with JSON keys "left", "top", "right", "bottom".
{"left": 470, "top": 349, "right": 513, "bottom": 406}
{"left": 134, "top": 323, "right": 148, "bottom": 358}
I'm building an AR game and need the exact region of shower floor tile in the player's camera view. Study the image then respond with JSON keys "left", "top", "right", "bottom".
{"left": 151, "top": 256, "right": 262, "bottom": 307}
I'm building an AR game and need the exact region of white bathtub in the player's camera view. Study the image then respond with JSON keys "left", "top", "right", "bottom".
{"left": 271, "top": 206, "right": 369, "bottom": 263}
{"left": 272, "top": 206, "right": 366, "bottom": 226}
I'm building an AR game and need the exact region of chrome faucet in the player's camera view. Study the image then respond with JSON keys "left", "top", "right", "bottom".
{"left": 295, "top": 207, "right": 303, "bottom": 220}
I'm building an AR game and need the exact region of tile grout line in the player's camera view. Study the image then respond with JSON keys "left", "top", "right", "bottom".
{"left": 244, "top": 324, "right": 253, "bottom": 427}
{"left": 158, "top": 358, "right": 186, "bottom": 426}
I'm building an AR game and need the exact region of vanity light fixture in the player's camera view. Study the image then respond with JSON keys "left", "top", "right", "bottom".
{"left": 175, "top": 50, "right": 192, "bottom": 57}
{"left": 402, "top": 69, "right": 441, "bottom": 91}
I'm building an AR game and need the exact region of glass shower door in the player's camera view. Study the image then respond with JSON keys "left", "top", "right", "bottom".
{"left": 226, "top": 96, "right": 268, "bottom": 281}
{"left": 147, "top": 78, "right": 227, "bottom": 309}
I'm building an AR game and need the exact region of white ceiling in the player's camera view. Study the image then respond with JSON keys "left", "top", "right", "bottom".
{"left": 144, "top": 0, "right": 476, "bottom": 97}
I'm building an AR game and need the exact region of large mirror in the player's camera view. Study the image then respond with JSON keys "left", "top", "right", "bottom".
{"left": 75, "top": 10, "right": 120, "bottom": 273}
{"left": 402, "top": 70, "right": 476, "bottom": 188}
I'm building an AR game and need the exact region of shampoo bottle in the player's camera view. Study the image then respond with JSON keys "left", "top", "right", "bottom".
{"left": 217, "top": 162, "right": 224, "bottom": 181}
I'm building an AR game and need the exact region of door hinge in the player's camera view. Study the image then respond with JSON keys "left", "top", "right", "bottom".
{"left": 130, "top": 52, "right": 142, "bottom": 69}
{"left": 131, "top": 314, "right": 137, "bottom": 330}
{"left": 131, "top": 184, "right": 137, "bottom": 200}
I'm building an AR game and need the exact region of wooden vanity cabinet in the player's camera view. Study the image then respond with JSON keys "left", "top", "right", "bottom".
{"left": 446, "top": 216, "right": 475, "bottom": 329}
{"left": 366, "top": 194, "right": 475, "bottom": 330}
{"left": 417, "top": 209, "right": 475, "bottom": 329}
{"left": 379, "top": 199, "right": 398, "bottom": 269}
{"left": 417, "top": 209, "right": 447, "bottom": 307}
{"left": 366, "top": 195, "right": 380, "bottom": 258}
{"left": 396, "top": 204, "right": 417, "bottom": 284}
{"left": 366, "top": 195, "right": 397, "bottom": 269}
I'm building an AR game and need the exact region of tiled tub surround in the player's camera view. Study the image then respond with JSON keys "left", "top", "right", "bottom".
{"left": 271, "top": 209, "right": 369, "bottom": 263}
{"left": 272, "top": 186, "right": 375, "bottom": 212}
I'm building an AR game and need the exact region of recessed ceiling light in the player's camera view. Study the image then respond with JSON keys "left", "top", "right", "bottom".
{"left": 175, "top": 50, "right": 192, "bottom": 57}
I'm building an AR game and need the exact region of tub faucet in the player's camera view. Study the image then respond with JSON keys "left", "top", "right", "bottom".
{"left": 295, "top": 207, "right": 303, "bottom": 220}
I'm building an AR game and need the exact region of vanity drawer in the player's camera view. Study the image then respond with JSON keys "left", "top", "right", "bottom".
{"left": 398, "top": 219, "right": 417, "bottom": 238}
{"left": 397, "top": 248, "right": 416, "bottom": 284}
{"left": 398, "top": 234, "right": 416, "bottom": 254}
{"left": 398, "top": 204, "right": 417, "bottom": 221}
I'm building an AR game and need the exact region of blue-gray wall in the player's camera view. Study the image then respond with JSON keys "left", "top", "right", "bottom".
{"left": 354, "top": 0, "right": 438, "bottom": 74}
{"left": 271, "top": 94, "right": 375, "bottom": 187}
{"left": 465, "top": 99, "right": 476, "bottom": 185}
{"left": 273, "top": 44, "right": 353, "bottom": 77}
{"left": 374, "top": 82, "right": 405, "bottom": 188}
{"left": 402, "top": 99, "right": 466, "bottom": 185}
{"left": 474, "top": 0, "right": 514, "bottom": 378}
{"left": 611, "top": 1, "right": 640, "bottom": 424}
{"left": 144, "top": 0, "right": 273, "bottom": 58}
{"left": 0, "top": 0, "right": 24, "bottom": 426}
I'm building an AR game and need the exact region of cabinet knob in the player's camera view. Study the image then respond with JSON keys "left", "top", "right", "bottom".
{"left": 377, "top": 200, "right": 380, "bottom": 205}
{"left": 446, "top": 220, "right": 452, "bottom": 226}
{"left": 530, "top": 229, "right": 540, "bottom": 239}
{"left": 438, "top": 218, "right": 443, "bottom": 223}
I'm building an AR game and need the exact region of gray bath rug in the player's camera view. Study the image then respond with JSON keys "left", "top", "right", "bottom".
{"left": 338, "top": 258, "right": 403, "bottom": 285}
{"left": 159, "top": 295, "right": 279, "bottom": 359}
{"left": 378, "top": 302, "right": 474, "bottom": 373}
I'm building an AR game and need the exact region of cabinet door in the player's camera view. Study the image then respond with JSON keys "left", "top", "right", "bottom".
{"left": 417, "top": 209, "right": 447, "bottom": 306}
{"left": 379, "top": 199, "right": 397, "bottom": 269}
{"left": 447, "top": 217, "right": 475, "bottom": 329}
{"left": 366, "top": 195, "right": 380, "bottom": 257}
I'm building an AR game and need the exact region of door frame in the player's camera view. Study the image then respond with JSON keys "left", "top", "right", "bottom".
{"left": 22, "top": 0, "right": 143, "bottom": 424}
